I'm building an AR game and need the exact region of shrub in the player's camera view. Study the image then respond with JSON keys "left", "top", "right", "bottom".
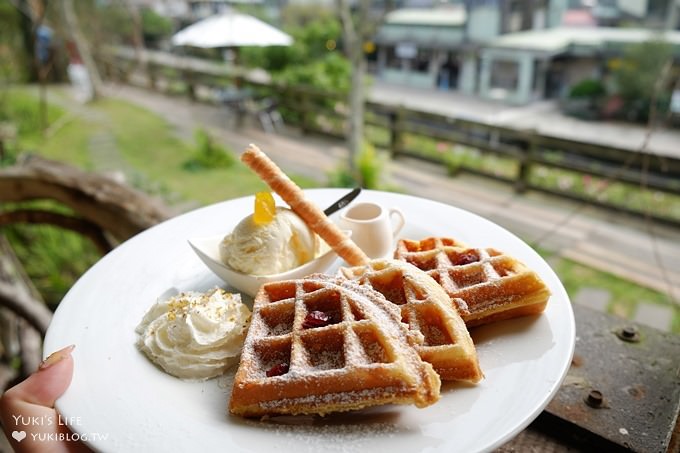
{"left": 356, "top": 143, "right": 382, "bottom": 190}
{"left": 182, "top": 129, "right": 235, "bottom": 171}
{"left": 327, "top": 166, "right": 357, "bottom": 188}
{"left": 3, "top": 202, "right": 100, "bottom": 308}
{"left": 141, "top": 8, "right": 173, "bottom": 38}
{"left": 569, "top": 79, "right": 606, "bottom": 99}
{"left": 0, "top": 3, "right": 28, "bottom": 82}
{"left": 443, "top": 146, "right": 478, "bottom": 175}
{"left": 611, "top": 40, "right": 673, "bottom": 122}
{"left": 0, "top": 90, "right": 64, "bottom": 136}
{"left": 327, "top": 143, "right": 385, "bottom": 190}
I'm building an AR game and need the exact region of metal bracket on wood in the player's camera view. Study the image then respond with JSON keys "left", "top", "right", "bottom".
{"left": 500, "top": 304, "right": 680, "bottom": 452}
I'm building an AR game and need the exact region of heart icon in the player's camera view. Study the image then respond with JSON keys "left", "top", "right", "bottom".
{"left": 12, "top": 430, "right": 26, "bottom": 442}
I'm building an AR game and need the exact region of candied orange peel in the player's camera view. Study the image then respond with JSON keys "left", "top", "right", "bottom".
{"left": 253, "top": 191, "right": 276, "bottom": 225}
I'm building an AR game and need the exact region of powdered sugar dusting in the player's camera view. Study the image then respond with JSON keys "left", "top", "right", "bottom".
{"left": 338, "top": 259, "right": 482, "bottom": 383}
{"left": 393, "top": 239, "right": 549, "bottom": 322}
{"left": 241, "top": 416, "right": 402, "bottom": 453}
{"left": 229, "top": 275, "right": 440, "bottom": 416}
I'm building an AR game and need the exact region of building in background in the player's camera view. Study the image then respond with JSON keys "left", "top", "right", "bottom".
{"left": 373, "top": 0, "right": 568, "bottom": 94}
{"left": 374, "top": 5, "right": 467, "bottom": 89}
{"left": 372, "top": 0, "right": 680, "bottom": 104}
{"left": 477, "top": 26, "right": 680, "bottom": 104}
{"left": 132, "top": 0, "right": 680, "bottom": 105}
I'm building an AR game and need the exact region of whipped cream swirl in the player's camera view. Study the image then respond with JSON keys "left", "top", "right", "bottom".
{"left": 135, "top": 288, "right": 251, "bottom": 380}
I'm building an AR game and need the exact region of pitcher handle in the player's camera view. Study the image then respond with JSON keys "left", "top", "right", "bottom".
{"left": 389, "top": 208, "right": 405, "bottom": 238}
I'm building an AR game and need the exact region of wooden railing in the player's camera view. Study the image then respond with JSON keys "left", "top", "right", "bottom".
{"left": 0, "top": 155, "right": 172, "bottom": 386}
{"left": 102, "top": 47, "right": 680, "bottom": 228}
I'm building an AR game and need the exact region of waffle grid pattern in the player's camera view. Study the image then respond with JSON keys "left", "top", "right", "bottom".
{"left": 230, "top": 277, "right": 441, "bottom": 416}
{"left": 248, "top": 279, "right": 399, "bottom": 379}
{"left": 395, "top": 237, "right": 551, "bottom": 326}
{"left": 340, "top": 260, "right": 483, "bottom": 382}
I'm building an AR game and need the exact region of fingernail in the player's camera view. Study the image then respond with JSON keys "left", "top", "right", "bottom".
{"left": 39, "top": 344, "right": 75, "bottom": 371}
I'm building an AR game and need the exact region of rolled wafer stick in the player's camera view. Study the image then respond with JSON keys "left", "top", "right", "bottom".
{"left": 241, "top": 144, "right": 369, "bottom": 266}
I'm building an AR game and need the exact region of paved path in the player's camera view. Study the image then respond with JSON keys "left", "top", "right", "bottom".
{"left": 97, "top": 84, "right": 680, "bottom": 330}
{"left": 370, "top": 82, "right": 680, "bottom": 160}
{"left": 111, "top": 47, "right": 680, "bottom": 159}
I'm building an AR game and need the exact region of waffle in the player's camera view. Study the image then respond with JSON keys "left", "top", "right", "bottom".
{"left": 340, "top": 259, "right": 483, "bottom": 382}
{"left": 395, "top": 237, "right": 551, "bottom": 327}
{"left": 229, "top": 276, "right": 441, "bottom": 417}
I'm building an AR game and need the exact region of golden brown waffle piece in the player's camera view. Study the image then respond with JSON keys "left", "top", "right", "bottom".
{"left": 397, "top": 237, "right": 469, "bottom": 251}
{"left": 241, "top": 145, "right": 369, "bottom": 266}
{"left": 229, "top": 276, "right": 440, "bottom": 417}
{"left": 340, "top": 259, "right": 483, "bottom": 382}
{"left": 394, "top": 237, "right": 551, "bottom": 327}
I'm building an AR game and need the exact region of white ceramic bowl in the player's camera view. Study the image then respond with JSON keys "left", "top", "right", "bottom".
{"left": 187, "top": 235, "right": 343, "bottom": 297}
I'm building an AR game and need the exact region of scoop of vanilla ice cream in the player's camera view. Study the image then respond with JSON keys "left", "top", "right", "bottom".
{"left": 219, "top": 207, "right": 319, "bottom": 275}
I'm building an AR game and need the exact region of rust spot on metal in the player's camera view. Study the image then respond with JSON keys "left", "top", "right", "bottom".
{"left": 571, "top": 354, "right": 584, "bottom": 367}
{"left": 553, "top": 402, "right": 592, "bottom": 423}
{"left": 626, "top": 384, "right": 646, "bottom": 400}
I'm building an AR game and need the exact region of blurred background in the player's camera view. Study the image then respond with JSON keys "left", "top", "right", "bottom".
{"left": 1, "top": 0, "right": 679, "bottom": 408}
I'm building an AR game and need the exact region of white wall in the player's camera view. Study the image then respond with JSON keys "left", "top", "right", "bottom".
{"left": 617, "top": 0, "right": 649, "bottom": 18}
{"left": 467, "top": 6, "right": 501, "bottom": 42}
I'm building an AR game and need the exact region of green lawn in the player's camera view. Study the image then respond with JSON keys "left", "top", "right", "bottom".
{"left": 95, "top": 98, "right": 274, "bottom": 204}
{"left": 38, "top": 118, "right": 96, "bottom": 168}
{"left": 540, "top": 249, "right": 679, "bottom": 333}
{"left": 7, "top": 88, "right": 315, "bottom": 204}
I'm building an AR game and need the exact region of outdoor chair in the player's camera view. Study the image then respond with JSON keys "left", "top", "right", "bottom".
{"left": 249, "top": 97, "right": 284, "bottom": 134}
{"left": 216, "top": 87, "right": 253, "bottom": 118}
{"left": 216, "top": 88, "right": 282, "bottom": 133}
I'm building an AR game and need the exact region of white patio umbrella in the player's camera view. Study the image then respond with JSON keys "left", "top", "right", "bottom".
{"left": 171, "top": 12, "right": 293, "bottom": 48}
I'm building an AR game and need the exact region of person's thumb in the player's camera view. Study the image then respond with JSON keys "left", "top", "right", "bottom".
{"left": 0, "top": 344, "right": 86, "bottom": 452}
{"left": 3, "top": 345, "right": 75, "bottom": 409}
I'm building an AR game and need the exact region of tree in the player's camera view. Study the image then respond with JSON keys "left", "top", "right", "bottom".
{"left": 612, "top": 40, "right": 674, "bottom": 121}
{"left": 1, "top": 1, "right": 30, "bottom": 82}
{"left": 337, "top": 0, "right": 370, "bottom": 176}
{"left": 6, "top": 0, "right": 54, "bottom": 132}
{"left": 240, "top": 12, "right": 347, "bottom": 80}
{"left": 122, "top": 1, "right": 150, "bottom": 87}
{"left": 336, "top": 1, "right": 393, "bottom": 179}
{"left": 61, "top": 0, "right": 103, "bottom": 100}
{"left": 141, "top": 7, "right": 173, "bottom": 45}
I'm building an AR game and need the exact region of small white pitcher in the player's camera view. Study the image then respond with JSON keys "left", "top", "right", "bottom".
{"left": 338, "top": 202, "right": 405, "bottom": 259}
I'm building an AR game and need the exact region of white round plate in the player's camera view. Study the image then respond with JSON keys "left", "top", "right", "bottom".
{"left": 44, "top": 189, "right": 575, "bottom": 453}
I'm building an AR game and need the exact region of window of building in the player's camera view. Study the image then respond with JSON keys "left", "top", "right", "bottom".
{"left": 490, "top": 59, "right": 519, "bottom": 91}
{"left": 414, "top": 48, "right": 432, "bottom": 73}
{"left": 385, "top": 46, "right": 402, "bottom": 70}
{"left": 384, "top": 45, "right": 431, "bottom": 73}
